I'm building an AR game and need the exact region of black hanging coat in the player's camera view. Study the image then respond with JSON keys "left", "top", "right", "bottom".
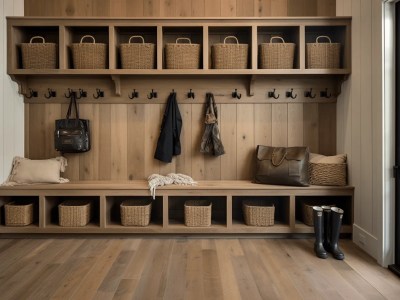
{"left": 154, "top": 92, "right": 182, "bottom": 163}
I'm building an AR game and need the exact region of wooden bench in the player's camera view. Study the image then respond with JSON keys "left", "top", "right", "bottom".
{"left": 0, "top": 180, "right": 354, "bottom": 235}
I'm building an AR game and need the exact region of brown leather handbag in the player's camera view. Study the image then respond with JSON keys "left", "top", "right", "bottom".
{"left": 254, "top": 145, "right": 310, "bottom": 186}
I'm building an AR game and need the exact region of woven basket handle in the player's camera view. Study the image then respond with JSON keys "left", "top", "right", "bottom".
{"left": 175, "top": 38, "right": 192, "bottom": 44}
{"left": 270, "top": 36, "right": 285, "bottom": 43}
{"left": 316, "top": 36, "right": 332, "bottom": 43}
{"left": 29, "top": 36, "right": 45, "bottom": 43}
{"left": 128, "top": 35, "right": 145, "bottom": 44}
{"left": 80, "top": 35, "right": 96, "bottom": 44}
{"left": 224, "top": 36, "right": 239, "bottom": 44}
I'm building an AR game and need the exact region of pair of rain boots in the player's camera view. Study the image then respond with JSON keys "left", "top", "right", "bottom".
{"left": 313, "top": 206, "right": 345, "bottom": 260}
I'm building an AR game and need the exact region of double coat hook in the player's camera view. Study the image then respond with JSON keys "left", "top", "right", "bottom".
{"left": 320, "top": 88, "right": 332, "bottom": 99}
{"left": 93, "top": 88, "right": 104, "bottom": 99}
{"left": 25, "top": 88, "right": 38, "bottom": 99}
{"left": 232, "top": 89, "right": 241, "bottom": 99}
{"left": 44, "top": 88, "right": 56, "bottom": 99}
{"left": 187, "top": 89, "right": 195, "bottom": 99}
{"left": 64, "top": 88, "right": 87, "bottom": 99}
{"left": 129, "top": 89, "right": 139, "bottom": 99}
{"left": 268, "top": 89, "right": 280, "bottom": 99}
{"left": 304, "top": 88, "right": 316, "bottom": 99}
{"left": 286, "top": 88, "right": 297, "bottom": 99}
{"left": 147, "top": 89, "right": 158, "bottom": 100}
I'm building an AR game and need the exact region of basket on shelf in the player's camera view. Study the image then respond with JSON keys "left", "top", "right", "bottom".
{"left": 120, "top": 199, "right": 152, "bottom": 226}
{"left": 120, "top": 35, "right": 155, "bottom": 69}
{"left": 165, "top": 38, "right": 200, "bottom": 69}
{"left": 309, "top": 163, "right": 347, "bottom": 186}
{"left": 212, "top": 36, "right": 248, "bottom": 69}
{"left": 242, "top": 200, "right": 275, "bottom": 227}
{"left": 5, "top": 201, "right": 34, "bottom": 226}
{"left": 184, "top": 200, "right": 212, "bottom": 227}
{"left": 58, "top": 200, "right": 91, "bottom": 227}
{"left": 21, "top": 36, "right": 57, "bottom": 69}
{"left": 259, "top": 36, "right": 295, "bottom": 69}
{"left": 72, "top": 35, "right": 107, "bottom": 69}
{"left": 307, "top": 35, "right": 340, "bottom": 69}
{"left": 302, "top": 203, "right": 335, "bottom": 226}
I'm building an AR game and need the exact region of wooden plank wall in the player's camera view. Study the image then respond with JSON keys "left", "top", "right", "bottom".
{"left": 23, "top": 0, "right": 337, "bottom": 181}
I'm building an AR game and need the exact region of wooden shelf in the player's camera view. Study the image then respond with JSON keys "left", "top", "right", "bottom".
{"left": 294, "top": 222, "right": 352, "bottom": 234}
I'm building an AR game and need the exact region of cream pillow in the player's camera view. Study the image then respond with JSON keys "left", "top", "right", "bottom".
{"left": 309, "top": 153, "right": 347, "bottom": 164}
{"left": 2, "top": 156, "right": 69, "bottom": 185}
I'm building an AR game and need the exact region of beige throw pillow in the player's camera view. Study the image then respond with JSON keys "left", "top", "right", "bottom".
{"left": 2, "top": 156, "right": 69, "bottom": 185}
{"left": 309, "top": 153, "right": 347, "bottom": 164}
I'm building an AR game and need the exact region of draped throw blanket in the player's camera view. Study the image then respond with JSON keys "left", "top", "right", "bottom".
{"left": 148, "top": 173, "right": 197, "bottom": 199}
{"left": 200, "top": 93, "right": 225, "bottom": 156}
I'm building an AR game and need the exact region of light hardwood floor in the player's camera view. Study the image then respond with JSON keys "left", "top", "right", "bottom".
{"left": 0, "top": 238, "right": 398, "bottom": 300}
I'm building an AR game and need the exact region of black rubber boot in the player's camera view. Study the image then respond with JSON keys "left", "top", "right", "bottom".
{"left": 321, "top": 206, "right": 332, "bottom": 252}
{"left": 330, "top": 207, "right": 345, "bottom": 260}
{"left": 313, "top": 206, "right": 328, "bottom": 259}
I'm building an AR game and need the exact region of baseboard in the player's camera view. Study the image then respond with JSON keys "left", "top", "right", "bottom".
{"left": 352, "top": 224, "right": 378, "bottom": 260}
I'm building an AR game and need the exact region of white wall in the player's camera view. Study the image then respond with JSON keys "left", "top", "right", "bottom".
{"left": 336, "top": 0, "right": 393, "bottom": 266}
{"left": 0, "top": 0, "right": 24, "bottom": 182}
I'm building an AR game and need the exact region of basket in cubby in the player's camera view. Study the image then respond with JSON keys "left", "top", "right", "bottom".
{"left": 302, "top": 203, "right": 335, "bottom": 226}
{"left": 307, "top": 35, "right": 340, "bottom": 69}
{"left": 242, "top": 200, "right": 275, "bottom": 227}
{"left": 165, "top": 38, "right": 200, "bottom": 69}
{"left": 184, "top": 200, "right": 212, "bottom": 227}
{"left": 120, "top": 35, "right": 155, "bottom": 69}
{"left": 21, "top": 36, "right": 57, "bottom": 69}
{"left": 72, "top": 35, "right": 107, "bottom": 69}
{"left": 58, "top": 200, "right": 91, "bottom": 227}
{"left": 5, "top": 202, "right": 34, "bottom": 226}
{"left": 259, "top": 36, "right": 295, "bottom": 69}
{"left": 212, "top": 36, "right": 248, "bottom": 69}
{"left": 120, "top": 199, "right": 152, "bottom": 226}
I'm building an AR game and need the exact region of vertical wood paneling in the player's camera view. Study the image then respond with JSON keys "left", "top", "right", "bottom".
{"left": 271, "top": 104, "right": 288, "bottom": 147}
{"left": 318, "top": 103, "right": 336, "bottom": 155}
{"left": 237, "top": 105, "right": 255, "bottom": 180}
{"left": 191, "top": 104, "right": 205, "bottom": 180}
{"left": 144, "top": 0, "right": 161, "bottom": 16}
{"left": 60, "top": 104, "right": 79, "bottom": 181}
{"left": 176, "top": 0, "right": 191, "bottom": 16}
{"left": 204, "top": 104, "right": 222, "bottom": 180}
{"left": 288, "top": 103, "right": 303, "bottom": 146}
{"left": 255, "top": 0, "right": 272, "bottom": 16}
{"left": 254, "top": 104, "right": 272, "bottom": 147}
{"left": 303, "top": 103, "right": 319, "bottom": 153}
{"left": 127, "top": 104, "right": 145, "bottom": 180}
{"left": 317, "top": 0, "right": 335, "bottom": 16}
{"left": 93, "top": 0, "right": 111, "bottom": 16}
{"left": 110, "top": 105, "right": 128, "bottom": 179}
{"left": 161, "top": 0, "right": 175, "bottom": 17}
{"left": 191, "top": 0, "right": 205, "bottom": 16}
{"left": 204, "top": 0, "right": 221, "bottom": 16}
{"left": 144, "top": 104, "right": 161, "bottom": 176}
{"left": 125, "top": 0, "right": 143, "bottom": 17}
{"left": 176, "top": 104, "right": 192, "bottom": 176}
{"left": 271, "top": 0, "right": 287, "bottom": 16}
{"left": 220, "top": 0, "right": 236, "bottom": 17}
{"left": 236, "top": 0, "right": 253, "bottom": 17}
{"left": 98, "top": 104, "right": 112, "bottom": 180}
{"left": 220, "top": 104, "right": 237, "bottom": 180}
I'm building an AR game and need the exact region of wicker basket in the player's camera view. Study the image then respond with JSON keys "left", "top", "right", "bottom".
{"left": 212, "top": 36, "right": 248, "bottom": 69}
{"left": 120, "top": 199, "right": 152, "bottom": 226}
{"left": 309, "top": 163, "right": 347, "bottom": 186}
{"left": 259, "top": 36, "right": 295, "bottom": 69}
{"left": 307, "top": 35, "right": 340, "bottom": 69}
{"left": 165, "top": 38, "right": 200, "bottom": 69}
{"left": 5, "top": 202, "right": 33, "bottom": 226}
{"left": 59, "top": 200, "right": 91, "bottom": 227}
{"left": 242, "top": 200, "right": 275, "bottom": 227}
{"left": 302, "top": 203, "right": 335, "bottom": 226}
{"left": 21, "top": 36, "right": 57, "bottom": 69}
{"left": 120, "top": 35, "right": 155, "bottom": 69}
{"left": 72, "top": 35, "right": 107, "bottom": 69}
{"left": 184, "top": 200, "right": 212, "bottom": 227}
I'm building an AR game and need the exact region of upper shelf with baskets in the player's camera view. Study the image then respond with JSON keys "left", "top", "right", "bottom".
{"left": 7, "top": 17, "right": 351, "bottom": 76}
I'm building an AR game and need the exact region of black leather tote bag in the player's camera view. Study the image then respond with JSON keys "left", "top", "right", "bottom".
{"left": 254, "top": 145, "right": 309, "bottom": 186}
{"left": 54, "top": 94, "right": 90, "bottom": 153}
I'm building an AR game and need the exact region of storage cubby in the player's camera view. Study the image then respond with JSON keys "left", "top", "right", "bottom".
{"left": 257, "top": 26, "right": 300, "bottom": 69}
{"left": 11, "top": 26, "right": 59, "bottom": 70}
{"left": 168, "top": 196, "right": 227, "bottom": 227}
{"left": 105, "top": 196, "right": 162, "bottom": 227}
{"left": 305, "top": 26, "right": 348, "bottom": 69}
{"left": 232, "top": 196, "right": 290, "bottom": 227}
{"left": 162, "top": 26, "right": 203, "bottom": 69}
{"left": 208, "top": 26, "right": 252, "bottom": 69}
{"left": 64, "top": 26, "right": 109, "bottom": 69}
{"left": 295, "top": 196, "right": 353, "bottom": 228}
{"left": 114, "top": 26, "right": 157, "bottom": 69}
{"left": 44, "top": 196, "right": 100, "bottom": 227}
{"left": 0, "top": 196, "right": 39, "bottom": 227}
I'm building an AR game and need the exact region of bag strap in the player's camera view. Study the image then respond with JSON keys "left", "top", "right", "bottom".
{"left": 271, "top": 148, "right": 287, "bottom": 166}
{"left": 66, "top": 92, "right": 80, "bottom": 120}
{"left": 210, "top": 93, "right": 218, "bottom": 119}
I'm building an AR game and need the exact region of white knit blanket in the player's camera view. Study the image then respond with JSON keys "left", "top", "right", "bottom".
{"left": 148, "top": 173, "right": 197, "bottom": 199}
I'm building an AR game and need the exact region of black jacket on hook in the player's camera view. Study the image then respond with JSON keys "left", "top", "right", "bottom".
{"left": 154, "top": 92, "right": 182, "bottom": 163}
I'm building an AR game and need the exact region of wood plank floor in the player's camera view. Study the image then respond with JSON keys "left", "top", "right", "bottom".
{"left": 0, "top": 238, "right": 398, "bottom": 300}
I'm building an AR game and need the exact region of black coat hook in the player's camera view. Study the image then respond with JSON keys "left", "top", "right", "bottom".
{"left": 232, "top": 89, "right": 241, "bottom": 99}
{"left": 304, "top": 88, "right": 316, "bottom": 99}
{"left": 76, "top": 89, "right": 87, "bottom": 99}
{"left": 64, "top": 88, "right": 73, "bottom": 98}
{"left": 268, "top": 89, "right": 280, "bottom": 99}
{"left": 147, "top": 89, "right": 158, "bottom": 100}
{"left": 128, "top": 89, "right": 139, "bottom": 99}
{"left": 93, "top": 88, "right": 104, "bottom": 99}
{"left": 187, "top": 89, "right": 195, "bottom": 99}
{"left": 44, "top": 88, "right": 56, "bottom": 99}
{"left": 25, "top": 88, "right": 38, "bottom": 99}
{"left": 286, "top": 88, "right": 297, "bottom": 99}
{"left": 320, "top": 88, "right": 332, "bottom": 99}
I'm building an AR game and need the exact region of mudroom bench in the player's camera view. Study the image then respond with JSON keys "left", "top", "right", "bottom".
{"left": 0, "top": 180, "right": 354, "bottom": 235}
